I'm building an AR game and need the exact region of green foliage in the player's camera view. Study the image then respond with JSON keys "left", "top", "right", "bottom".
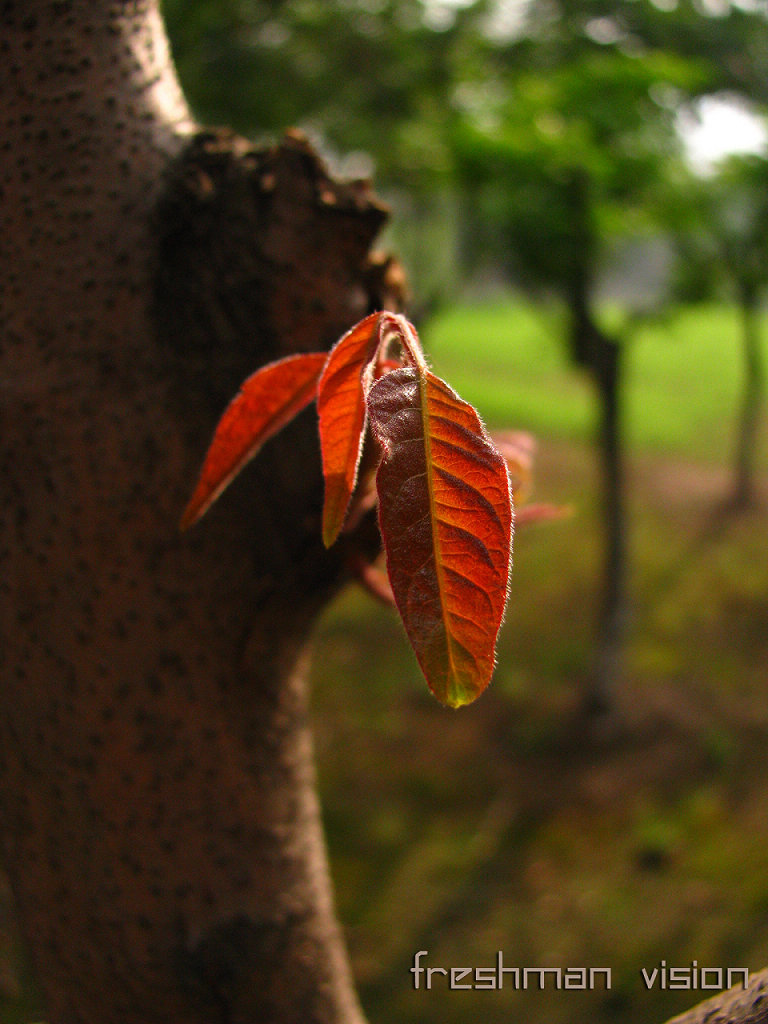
{"left": 161, "top": 0, "right": 484, "bottom": 187}
{"left": 582, "top": 0, "right": 768, "bottom": 104}
{"left": 451, "top": 28, "right": 699, "bottom": 305}
{"left": 669, "top": 153, "right": 768, "bottom": 304}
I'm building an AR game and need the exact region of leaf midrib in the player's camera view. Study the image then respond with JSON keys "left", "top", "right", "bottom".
{"left": 418, "top": 370, "right": 467, "bottom": 705}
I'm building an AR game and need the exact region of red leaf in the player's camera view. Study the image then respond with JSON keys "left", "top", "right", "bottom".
{"left": 316, "top": 312, "right": 383, "bottom": 547}
{"left": 367, "top": 366, "right": 513, "bottom": 708}
{"left": 181, "top": 351, "right": 327, "bottom": 530}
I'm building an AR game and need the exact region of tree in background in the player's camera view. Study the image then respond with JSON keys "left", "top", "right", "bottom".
{"left": 448, "top": 0, "right": 768, "bottom": 705}
{"left": 670, "top": 153, "right": 768, "bottom": 508}
{"left": 588, "top": 0, "right": 768, "bottom": 103}
{"left": 452, "top": 34, "right": 699, "bottom": 706}
{"left": 160, "top": 0, "right": 482, "bottom": 186}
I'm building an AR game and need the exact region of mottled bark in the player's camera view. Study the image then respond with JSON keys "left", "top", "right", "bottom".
{"left": 664, "top": 968, "right": 768, "bottom": 1024}
{"left": 0, "top": 2, "right": 386, "bottom": 1022}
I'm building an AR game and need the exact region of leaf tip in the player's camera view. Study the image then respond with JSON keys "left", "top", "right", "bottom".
{"left": 443, "top": 692, "right": 475, "bottom": 710}
{"left": 322, "top": 523, "right": 340, "bottom": 549}
{"left": 179, "top": 502, "right": 201, "bottom": 533}
{"left": 439, "top": 676, "right": 490, "bottom": 709}
{"left": 321, "top": 481, "right": 351, "bottom": 548}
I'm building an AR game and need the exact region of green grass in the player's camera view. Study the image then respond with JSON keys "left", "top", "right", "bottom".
{"left": 422, "top": 299, "right": 595, "bottom": 439}
{"left": 422, "top": 298, "right": 768, "bottom": 468}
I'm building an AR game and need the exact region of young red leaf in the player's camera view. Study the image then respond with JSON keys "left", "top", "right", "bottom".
{"left": 181, "top": 351, "right": 327, "bottom": 530}
{"left": 316, "top": 312, "right": 383, "bottom": 547}
{"left": 367, "top": 366, "right": 513, "bottom": 708}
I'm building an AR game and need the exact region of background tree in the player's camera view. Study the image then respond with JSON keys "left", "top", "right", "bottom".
{"left": 670, "top": 153, "right": 768, "bottom": 508}
{"left": 585, "top": 0, "right": 768, "bottom": 103}
{"left": 441, "top": 0, "right": 768, "bottom": 706}
{"left": 451, "top": 34, "right": 699, "bottom": 705}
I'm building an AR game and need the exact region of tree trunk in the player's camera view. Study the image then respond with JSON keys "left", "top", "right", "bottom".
{"left": 570, "top": 319, "right": 629, "bottom": 713}
{"left": 0, "top": 3, "right": 387, "bottom": 1022}
{"left": 564, "top": 183, "right": 628, "bottom": 712}
{"left": 732, "top": 282, "right": 764, "bottom": 509}
{"left": 664, "top": 966, "right": 768, "bottom": 1024}
{"left": 591, "top": 334, "right": 627, "bottom": 713}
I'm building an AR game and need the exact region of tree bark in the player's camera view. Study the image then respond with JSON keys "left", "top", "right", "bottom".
{"left": 664, "top": 967, "right": 768, "bottom": 1024}
{"left": 0, "top": 2, "right": 387, "bottom": 1022}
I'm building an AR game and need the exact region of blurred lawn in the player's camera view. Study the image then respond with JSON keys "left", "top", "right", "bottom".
{"left": 310, "top": 298, "right": 768, "bottom": 1024}
{"left": 419, "top": 298, "right": 768, "bottom": 468}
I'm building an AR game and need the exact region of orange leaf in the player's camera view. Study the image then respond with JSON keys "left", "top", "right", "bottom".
{"left": 367, "top": 366, "right": 513, "bottom": 708}
{"left": 316, "top": 312, "right": 383, "bottom": 547}
{"left": 181, "top": 351, "right": 327, "bottom": 530}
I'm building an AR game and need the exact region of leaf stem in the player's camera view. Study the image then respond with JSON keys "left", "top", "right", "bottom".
{"left": 379, "top": 313, "right": 427, "bottom": 372}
